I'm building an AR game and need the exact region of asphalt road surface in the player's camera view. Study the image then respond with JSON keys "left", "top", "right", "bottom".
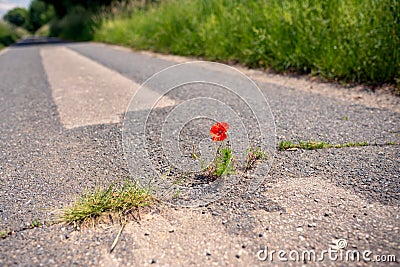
{"left": 0, "top": 41, "right": 399, "bottom": 266}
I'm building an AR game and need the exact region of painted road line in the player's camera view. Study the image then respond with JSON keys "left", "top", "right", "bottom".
{"left": 40, "top": 46, "right": 175, "bottom": 129}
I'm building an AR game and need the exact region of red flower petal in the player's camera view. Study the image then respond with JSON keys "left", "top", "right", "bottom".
{"left": 210, "top": 122, "right": 229, "bottom": 141}
{"left": 212, "top": 132, "right": 227, "bottom": 141}
{"left": 219, "top": 122, "right": 229, "bottom": 131}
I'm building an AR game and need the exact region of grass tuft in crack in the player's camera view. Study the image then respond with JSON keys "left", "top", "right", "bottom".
{"left": 30, "top": 219, "right": 43, "bottom": 228}
{"left": 279, "top": 140, "right": 370, "bottom": 150}
{"left": 385, "top": 141, "right": 398, "bottom": 145}
{"left": 58, "top": 181, "right": 153, "bottom": 227}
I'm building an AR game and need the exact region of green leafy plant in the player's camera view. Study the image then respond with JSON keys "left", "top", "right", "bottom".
{"left": 208, "top": 145, "right": 235, "bottom": 179}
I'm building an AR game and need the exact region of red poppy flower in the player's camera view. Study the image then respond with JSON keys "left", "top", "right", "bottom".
{"left": 210, "top": 122, "right": 229, "bottom": 141}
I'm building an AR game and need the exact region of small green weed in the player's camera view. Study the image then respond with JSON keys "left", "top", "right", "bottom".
{"left": 0, "top": 230, "right": 8, "bottom": 239}
{"left": 172, "top": 189, "right": 181, "bottom": 199}
{"left": 336, "top": 142, "right": 369, "bottom": 148}
{"left": 30, "top": 219, "right": 43, "bottom": 228}
{"left": 279, "top": 140, "right": 370, "bottom": 150}
{"left": 385, "top": 141, "right": 398, "bottom": 145}
{"left": 245, "top": 147, "right": 267, "bottom": 171}
{"left": 278, "top": 140, "right": 298, "bottom": 150}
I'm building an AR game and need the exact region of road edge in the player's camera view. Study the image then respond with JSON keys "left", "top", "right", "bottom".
{"left": 89, "top": 41, "right": 400, "bottom": 113}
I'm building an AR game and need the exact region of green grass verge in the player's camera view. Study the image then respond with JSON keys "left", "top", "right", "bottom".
{"left": 59, "top": 182, "right": 153, "bottom": 226}
{"left": 94, "top": 0, "right": 399, "bottom": 85}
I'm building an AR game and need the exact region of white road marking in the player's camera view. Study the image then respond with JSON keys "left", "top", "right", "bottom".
{"left": 0, "top": 47, "right": 9, "bottom": 57}
{"left": 40, "top": 46, "right": 174, "bottom": 129}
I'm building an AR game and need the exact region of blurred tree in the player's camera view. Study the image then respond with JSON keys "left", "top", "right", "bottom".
{"left": 27, "top": 0, "right": 56, "bottom": 32}
{"left": 42, "top": 0, "right": 119, "bottom": 17}
{"left": 39, "top": 0, "right": 159, "bottom": 40}
{"left": 3, "top": 8, "right": 29, "bottom": 28}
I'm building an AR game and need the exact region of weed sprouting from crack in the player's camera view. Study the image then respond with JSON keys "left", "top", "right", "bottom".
{"left": 278, "top": 140, "right": 369, "bottom": 150}
{"left": 57, "top": 181, "right": 153, "bottom": 228}
{"left": 385, "top": 141, "right": 397, "bottom": 145}
{"left": 30, "top": 219, "right": 43, "bottom": 228}
{"left": 245, "top": 147, "right": 268, "bottom": 171}
{"left": 279, "top": 140, "right": 399, "bottom": 151}
{"left": 0, "top": 230, "right": 9, "bottom": 239}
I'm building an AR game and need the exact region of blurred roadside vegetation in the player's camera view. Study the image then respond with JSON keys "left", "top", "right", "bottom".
{"left": 1, "top": 0, "right": 55, "bottom": 48}
{"left": 1, "top": 0, "right": 399, "bottom": 87}
{"left": 2, "top": 1, "right": 148, "bottom": 43}
{"left": 95, "top": 0, "right": 399, "bottom": 86}
{"left": 3, "top": 0, "right": 55, "bottom": 33}
{"left": 0, "top": 21, "right": 28, "bottom": 49}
